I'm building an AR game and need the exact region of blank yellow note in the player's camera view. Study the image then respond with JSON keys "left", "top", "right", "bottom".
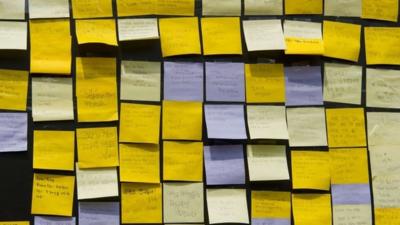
{"left": 31, "top": 173, "right": 75, "bottom": 216}
{"left": 30, "top": 19, "right": 71, "bottom": 75}
{"left": 251, "top": 191, "right": 291, "bottom": 219}
{"left": 119, "top": 103, "right": 160, "bottom": 144}
{"left": 121, "top": 183, "right": 162, "bottom": 224}
{"left": 163, "top": 141, "right": 203, "bottom": 181}
{"left": 33, "top": 130, "right": 75, "bottom": 171}
{"left": 72, "top": 0, "right": 112, "bottom": 19}
{"left": 375, "top": 208, "right": 400, "bottom": 225}
{"left": 326, "top": 108, "right": 366, "bottom": 148}
{"left": 365, "top": 27, "right": 400, "bottom": 65}
{"left": 293, "top": 194, "right": 332, "bottom": 225}
{"left": 201, "top": 17, "right": 242, "bottom": 55}
{"left": 159, "top": 17, "right": 201, "bottom": 57}
{"left": 162, "top": 101, "right": 203, "bottom": 141}
{"left": 323, "top": 21, "right": 361, "bottom": 62}
{"left": 158, "top": 0, "right": 195, "bottom": 15}
{"left": 77, "top": 127, "right": 119, "bottom": 168}
{"left": 75, "top": 19, "right": 117, "bottom": 46}
{"left": 0, "top": 222, "right": 29, "bottom": 225}
{"left": 285, "top": 0, "right": 322, "bottom": 14}
{"left": 245, "top": 64, "right": 285, "bottom": 103}
{"left": 0, "top": 69, "right": 28, "bottom": 111}
{"left": 362, "top": 0, "right": 398, "bottom": 22}
{"left": 330, "top": 148, "right": 369, "bottom": 184}
{"left": 117, "top": 0, "right": 194, "bottom": 16}
{"left": 291, "top": 151, "right": 330, "bottom": 190}
{"left": 284, "top": 20, "right": 323, "bottom": 55}
{"left": 76, "top": 57, "right": 118, "bottom": 122}
{"left": 119, "top": 143, "right": 159, "bottom": 183}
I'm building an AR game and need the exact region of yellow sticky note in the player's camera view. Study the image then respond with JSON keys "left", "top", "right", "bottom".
{"left": 284, "top": 20, "right": 323, "bottom": 55}
{"left": 119, "top": 143, "right": 159, "bottom": 183}
{"left": 291, "top": 151, "right": 330, "bottom": 190}
{"left": 245, "top": 64, "right": 285, "bottom": 103}
{"left": 162, "top": 101, "right": 203, "bottom": 141}
{"left": 33, "top": 130, "right": 75, "bottom": 171}
{"left": 0, "top": 222, "right": 29, "bottom": 225}
{"left": 375, "top": 208, "right": 400, "bottom": 225}
{"left": 362, "top": 0, "right": 398, "bottom": 22}
{"left": 72, "top": 0, "right": 112, "bottom": 19}
{"left": 323, "top": 21, "right": 361, "bottom": 62}
{"left": 201, "top": 17, "right": 242, "bottom": 55}
{"left": 30, "top": 19, "right": 71, "bottom": 75}
{"left": 120, "top": 103, "right": 160, "bottom": 144}
{"left": 326, "top": 108, "right": 366, "bottom": 148}
{"left": 251, "top": 191, "right": 291, "bottom": 219}
{"left": 31, "top": 173, "right": 75, "bottom": 216}
{"left": 77, "top": 127, "right": 119, "bottom": 168}
{"left": 76, "top": 57, "right": 118, "bottom": 122}
{"left": 293, "top": 194, "right": 332, "bottom": 225}
{"left": 365, "top": 27, "right": 400, "bottom": 65}
{"left": 157, "top": 0, "right": 195, "bottom": 16}
{"left": 121, "top": 183, "right": 162, "bottom": 224}
{"left": 285, "top": 0, "right": 322, "bottom": 14}
{"left": 159, "top": 17, "right": 201, "bottom": 57}
{"left": 163, "top": 141, "right": 203, "bottom": 181}
{"left": 75, "top": 19, "right": 117, "bottom": 46}
{"left": 330, "top": 148, "right": 369, "bottom": 184}
{"left": 116, "top": 0, "right": 194, "bottom": 17}
{"left": 0, "top": 69, "right": 28, "bottom": 111}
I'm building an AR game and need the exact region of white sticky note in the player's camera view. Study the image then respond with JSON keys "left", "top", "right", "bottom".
{"left": 29, "top": 0, "right": 70, "bottom": 19}
{"left": 333, "top": 205, "right": 372, "bottom": 225}
{"left": 202, "top": 0, "right": 241, "bottom": 16}
{"left": 0, "top": 21, "right": 27, "bottom": 50}
{"left": 207, "top": 189, "right": 249, "bottom": 224}
{"left": 244, "top": 0, "right": 283, "bottom": 15}
{"left": 0, "top": 0, "right": 25, "bottom": 20}
{"left": 373, "top": 174, "right": 400, "bottom": 208}
{"left": 324, "top": 0, "right": 361, "bottom": 17}
{"left": 118, "top": 18, "right": 159, "bottom": 41}
{"left": 284, "top": 20, "right": 322, "bottom": 39}
{"left": 367, "top": 68, "right": 400, "bottom": 109}
{"left": 243, "top": 19, "right": 286, "bottom": 51}
{"left": 247, "top": 105, "right": 288, "bottom": 140}
{"left": 367, "top": 112, "right": 400, "bottom": 148}
{"left": 369, "top": 146, "right": 400, "bottom": 177}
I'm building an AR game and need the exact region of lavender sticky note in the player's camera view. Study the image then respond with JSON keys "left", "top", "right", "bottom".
{"left": 79, "top": 202, "right": 120, "bottom": 225}
{"left": 205, "top": 62, "right": 245, "bottom": 102}
{"left": 252, "top": 218, "right": 291, "bottom": 225}
{"left": 0, "top": 112, "right": 27, "bottom": 152}
{"left": 332, "top": 184, "right": 371, "bottom": 205}
{"left": 204, "top": 145, "right": 246, "bottom": 185}
{"left": 164, "top": 62, "right": 204, "bottom": 101}
{"left": 285, "top": 66, "right": 323, "bottom": 106}
{"left": 35, "top": 216, "right": 76, "bottom": 225}
{"left": 204, "top": 104, "right": 247, "bottom": 139}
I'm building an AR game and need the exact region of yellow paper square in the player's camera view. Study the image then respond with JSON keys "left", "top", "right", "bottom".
{"left": 30, "top": 19, "right": 71, "bottom": 75}
{"left": 0, "top": 222, "right": 29, "bottom": 225}
{"left": 77, "top": 127, "right": 119, "bottom": 168}
{"left": 365, "top": 27, "right": 400, "bottom": 65}
{"left": 323, "top": 21, "right": 361, "bottom": 62}
{"left": 76, "top": 57, "right": 118, "bottom": 122}
{"left": 292, "top": 194, "right": 332, "bottom": 225}
{"left": 245, "top": 64, "right": 285, "bottom": 103}
{"left": 121, "top": 183, "right": 162, "bottom": 224}
{"left": 285, "top": 0, "right": 322, "bottom": 14}
{"left": 119, "top": 143, "right": 160, "bottom": 183}
{"left": 116, "top": 0, "right": 194, "bottom": 17}
{"left": 72, "top": 0, "right": 112, "bottom": 19}
{"left": 330, "top": 148, "right": 369, "bottom": 184}
{"left": 162, "top": 101, "right": 203, "bottom": 141}
{"left": 375, "top": 208, "right": 400, "bottom": 225}
{"left": 33, "top": 130, "right": 75, "bottom": 171}
{"left": 251, "top": 191, "right": 291, "bottom": 219}
{"left": 157, "top": 0, "right": 195, "bottom": 16}
{"left": 163, "top": 141, "right": 203, "bottom": 181}
{"left": 120, "top": 103, "right": 160, "bottom": 144}
{"left": 291, "top": 151, "right": 330, "bottom": 190}
{"left": 362, "top": 0, "right": 398, "bottom": 22}
{"left": 159, "top": 17, "right": 201, "bottom": 57}
{"left": 75, "top": 19, "right": 117, "bottom": 46}
{"left": 31, "top": 173, "right": 75, "bottom": 216}
{"left": 201, "top": 17, "right": 242, "bottom": 55}
{"left": 0, "top": 69, "right": 28, "bottom": 111}
{"left": 326, "top": 108, "right": 366, "bottom": 148}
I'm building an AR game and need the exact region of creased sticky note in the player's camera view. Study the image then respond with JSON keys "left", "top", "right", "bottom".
{"left": 116, "top": 0, "right": 195, "bottom": 17}
{"left": 243, "top": 19, "right": 286, "bottom": 51}
{"left": 247, "top": 105, "right": 288, "bottom": 140}
{"left": 29, "top": 0, "right": 70, "bottom": 19}
{"left": 252, "top": 191, "right": 291, "bottom": 224}
{"left": 76, "top": 19, "right": 117, "bottom": 46}
{"left": 79, "top": 202, "right": 119, "bottom": 225}
{"left": 367, "top": 112, "right": 400, "bottom": 148}
{"left": 285, "top": 0, "right": 322, "bottom": 14}
{"left": 207, "top": 189, "right": 249, "bottom": 224}
{"left": 0, "top": 21, "right": 27, "bottom": 50}
{"left": 245, "top": 0, "right": 282, "bottom": 15}
{"left": 0, "top": 113, "right": 27, "bottom": 152}
{"left": 366, "top": 68, "right": 400, "bottom": 109}
{"left": 362, "top": 0, "right": 398, "bottom": 22}
{"left": 330, "top": 148, "right": 369, "bottom": 184}
{"left": 202, "top": 0, "right": 241, "bottom": 16}
{"left": 324, "top": 0, "right": 361, "bottom": 17}
{"left": 72, "top": 0, "right": 112, "bottom": 18}
{"left": 284, "top": 20, "right": 323, "bottom": 55}
{"left": 0, "top": 69, "right": 28, "bottom": 111}
{"left": 0, "top": 0, "right": 25, "bottom": 20}
{"left": 365, "top": 27, "right": 400, "bottom": 65}
{"left": 118, "top": 18, "right": 159, "bottom": 41}
{"left": 292, "top": 194, "right": 332, "bottom": 225}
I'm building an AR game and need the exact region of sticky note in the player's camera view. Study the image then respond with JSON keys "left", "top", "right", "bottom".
{"left": 243, "top": 19, "right": 286, "bottom": 51}
{"left": 291, "top": 151, "right": 330, "bottom": 190}
{"left": 0, "top": 113, "right": 27, "bottom": 152}
{"left": 30, "top": 19, "right": 71, "bottom": 75}
{"left": 162, "top": 101, "right": 203, "bottom": 141}
{"left": 286, "top": 107, "right": 327, "bottom": 147}
{"left": 365, "top": 27, "right": 400, "bottom": 65}
{"left": 324, "top": 0, "right": 361, "bottom": 17}
{"left": 331, "top": 184, "right": 371, "bottom": 205}
{"left": 251, "top": 191, "right": 291, "bottom": 225}
{"left": 207, "top": 189, "right": 249, "bottom": 224}
{"left": 33, "top": 130, "right": 74, "bottom": 171}
{"left": 292, "top": 194, "right": 332, "bottom": 225}
{"left": 0, "top": 222, "right": 29, "bottom": 225}
{"left": 333, "top": 204, "right": 372, "bottom": 225}
{"left": 71, "top": 0, "right": 112, "bottom": 19}
{"left": 157, "top": 0, "right": 195, "bottom": 16}
{"left": 326, "top": 108, "right": 366, "bottom": 148}
{"left": 0, "top": 21, "right": 27, "bottom": 50}
{"left": 323, "top": 21, "right": 361, "bottom": 62}
{"left": 284, "top": 20, "right": 323, "bottom": 55}
{"left": 204, "top": 104, "right": 247, "bottom": 139}
{"left": 367, "top": 112, "right": 400, "bottom": 148}
{"left": 121, "top": 183, "right": 162, "bottom": 224}
{"left": 285, "top": 0, "right": 322, "bottom": 14}
{"left": 370, "top": 146, "right": 400, "bottom": 176}
{"left": 247, "top": 145, "right": 289, "bottom": 181}
{"left": 0, "top": 0, "right": 25, "bottom": 20}
{"left": 0, "top": 69, "right": 28, "bottom": 111}
{"left": 79, "top": 202, "right": 119, "bottom": 225}
{"left": 119, "top": 143, "right": 159, "bottom": 183}
{"left": 35, "top": 216, "right": 75, "bottom": 225}
{"left": 375, "top": 208, "right": 400, "bottom": 225}
{"left": 116, "top": 0, "right": 195, "bottom": 17}
{"left": 372, "top": 174, "right": 400, "bottom": 208}
{"left": 120, "top": 61, "right": 161, "bottom": 102}
{"left": 119, "top": 103, "right": 160, "bottom": 144}
{"left": 245, "top": 63, "right": 285, "bottom": 103}
{"left": 163, "top": 141, "right": 203, "bottom": 181}
{"left": 330, "top": 148, "right": 369, "bottom": 184}
{"left": 202, "top": 0, "right": 241, "bottom": 16}
{"left": 244, "top": 0, "right": 283, "bottom": 15}
{"left": 159, "top": 17, "right": 201, "bottom": 57}
{"left": 247, "top": 105, "right": 288, "bottom": 140}
{"left": 118, "top": 18, "right": 159, "bottom": 41}
{"left": 367, "top": 68, "right": 400, "bottom": 109}
{"left": 362, "top": 0, "right": 398, "bottom": 22}
{"left": 77, "top": 127, "right": 119, "bottom": 168}
{"left": 29, "top": 0, "right": 70, "bottom": 19}
{"left": 76, "top": 57, "right": 118, "bottom": 122}
{"left": 31, "top": 173, "right": 75, "bottom": 216}
{"left": 75, "top": 19, "right": 117, "bottom": 46}
{"left": 201, "top": 17, "right": 242, "bottom": 55}
{"left": 163, "top": 183, "right": 204, "bottom": 223}
{"left": 204, "top": 145, "right": 245, "bottom": 185}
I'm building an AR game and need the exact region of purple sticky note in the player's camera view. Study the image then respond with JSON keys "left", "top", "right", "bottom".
{"left": 79, "top": 202, "right": 120, "bottom": 225}
{"left": 332, "top": 184, "right": 371, "bottom": 205}
{"left": 204, "top": 145, "right": 245, "bottom": 185}
{"left": 35, "top": 216, "right": 76, "bottom": 225}
{"left": 285, "top": 66, "right": 323, "bottom": 106}
{"left": 164, "top": 62, "right": 204, "bottom": 101}
{"left": 0, "top": 113, "right": 27, "bottom": 152}
{"left": 252, "top": 218, "right": 291, "bottom": 225}
{"left": 205, "top": 62, "right": 245, "bottom": 102}
{"left": 204, "top": 104, "right": 247, "bottom": 139}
